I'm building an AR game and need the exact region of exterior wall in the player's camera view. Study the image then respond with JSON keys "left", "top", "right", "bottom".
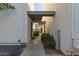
{"left": 43, "top": 3, "right": 72, "bottom": 55}
{"left": 43, "top": 3, "right": 57, "bottom": 11}
{"left": 0, "top": 3, "right": 31, "bottom": 45}
{"left": 42, "top": 4, "right": 57, "bottom": 50}
{"left": 25, "top": 4, "right": 32, "bottom": 43}
{"left": 26, "top": 15, "right": 31, "bottom": 43}
{"left": 72, "top": 4, "right": 79, "bottom": 48}
{"left": 42, "top": 17, "right": 56, "bottom": 36}
{"left": 43, "top": 3, "right": 57, "bottom": 36}
{"left": 55, "top": 4, "right": 72, "bottom": 55}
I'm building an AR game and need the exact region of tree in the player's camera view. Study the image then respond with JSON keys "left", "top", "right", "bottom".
{"left": 0, "top": 3, "right": 15, "bottom": 11}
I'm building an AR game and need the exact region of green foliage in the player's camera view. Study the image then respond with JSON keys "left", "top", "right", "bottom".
{"left": 0, "top": 3, "right": 15, "bottom": 11}
{"left": 33, "top": 31, "right": 39, "bottom": 36}
{"left": 41, "top": 33, "right": 56, "bottom": 49}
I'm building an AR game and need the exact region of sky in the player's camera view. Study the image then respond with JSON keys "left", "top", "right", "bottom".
{"left": 35, "top": 3, "right": 44, "bottom": 11}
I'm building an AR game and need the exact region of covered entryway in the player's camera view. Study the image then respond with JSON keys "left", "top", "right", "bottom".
{"left": 21, "top": 11, "right": 64, "bottom": 56}
{"left": 27, "top": 11, "right": 55, "bottom": 39}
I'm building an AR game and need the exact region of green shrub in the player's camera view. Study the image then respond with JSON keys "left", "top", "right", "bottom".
{"left": 0, "top": 3, "right": 15, "bottom": 11}
{"left": 33, "top": 31, "right": 39, "bottom": 36}
{"left": 50, "top": 35, "right": 56, "bottom": 48}
{"left": 41, "top": 33, "right": 56, "bottom": 49}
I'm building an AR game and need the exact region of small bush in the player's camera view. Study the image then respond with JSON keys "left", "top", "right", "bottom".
{"left": 41, "top": 33, "right": 56, "bottom": 49}
{"left": 33, "top": 31, "right": 39, "bottom": 36}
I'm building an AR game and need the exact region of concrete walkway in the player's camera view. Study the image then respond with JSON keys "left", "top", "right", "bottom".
{"left": 21, "top": 36, "right": 45, "bottom": 56}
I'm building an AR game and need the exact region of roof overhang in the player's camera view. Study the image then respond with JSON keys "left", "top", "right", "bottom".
{"left": 27, "top": 11, "right": 55, "bottom": 16}
{"left": 27, "top": 11, "right": 55, "bottom": 22}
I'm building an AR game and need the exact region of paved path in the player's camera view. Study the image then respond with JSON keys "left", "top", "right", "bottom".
{"left": 21, "top": 36, "right": 64, "bottom": 56}
{"left": 21, "top": 36, "right": 45, "bottom": 56}
{"left": 45, "top": 49, "right": 64, "bottom": 56}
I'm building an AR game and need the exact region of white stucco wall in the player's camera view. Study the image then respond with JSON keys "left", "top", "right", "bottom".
{"left": 23, "top": 4, "right": 31, "bottom": 44}
{"left": 42, "top": 3, "right": 72, "bottom": 55}
{"left": 42, "top": 4, "right": 58, "bottom": 50}
{"left": 55, "top": 4, "right": 72, "bottom": 55}
{"left": 42, "top": 17, "right": 56, "bottom": 36}
{"left": 26, "top": 15, "right": 31, "bottom": 43}
{"left": 0, "top": 3, "right": 31, "bottom": 45}
{"left": 72, "top": 4, "right": 79, "bottom": 48}
{"left": 42, "top": 3, "right": 57, "bottom": 38}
